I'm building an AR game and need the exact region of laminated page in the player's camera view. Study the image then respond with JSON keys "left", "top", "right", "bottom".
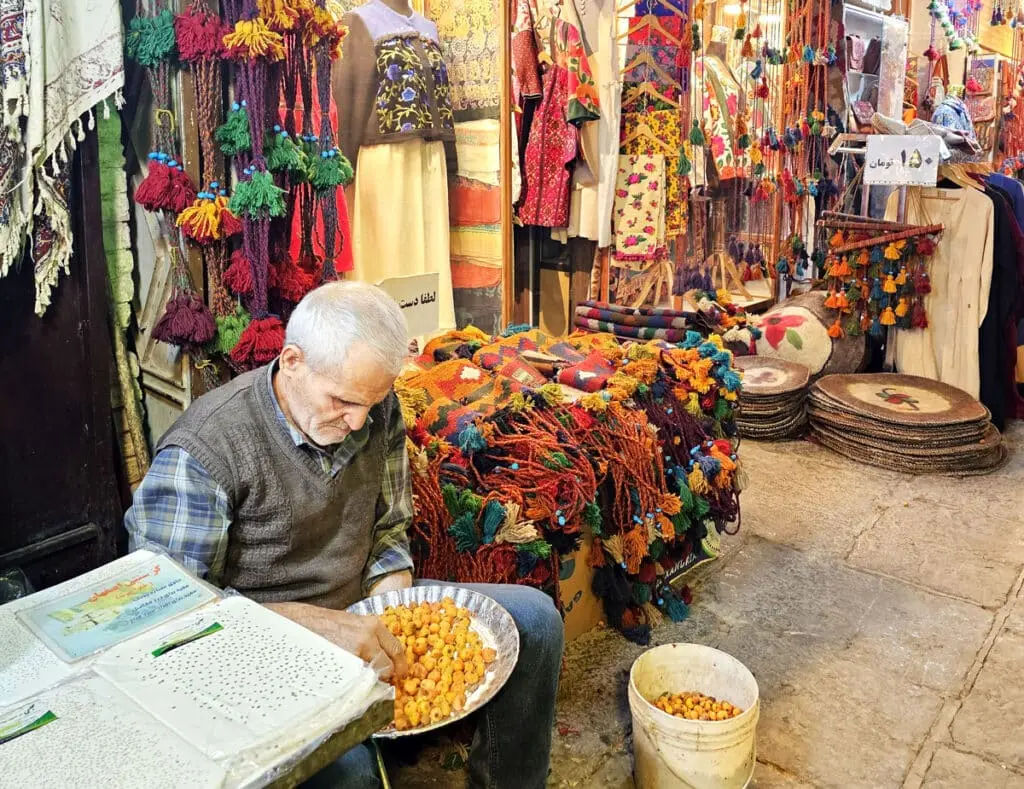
{"left": 0, "top": 550, "right": 158, "bottom": 705}
{"left": 0, "top": 674, "right": 225, "bottom": 788}
{"left": 15, "top": 552, "right": 219, "bottom": 663}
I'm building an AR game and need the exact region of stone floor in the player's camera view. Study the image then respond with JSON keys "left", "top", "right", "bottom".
{"left": 392, "top": 422, "right": 1024, "bottom": 789}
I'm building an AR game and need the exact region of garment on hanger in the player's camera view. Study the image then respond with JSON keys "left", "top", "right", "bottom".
{"left": 612, "top": 154, "right": 667, "bottom": 262}
{"left": 335, "top": 0, "right": 458, "bottom": 329}
{"left": 595, "top": 0, "right": 621, "bottom": 248}
{"left": 696, "top": 55, "right": 747, "bottom": 179}
{"left": 885, "top": 186, "right": 993, "bottom": 400}
{"left": 620, "top": 110, "right": 686, "bottom": 237}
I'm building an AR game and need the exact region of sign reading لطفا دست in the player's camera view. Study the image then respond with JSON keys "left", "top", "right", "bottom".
{"left": 864, "top": 135, "right": 941, "bottom": 186}
{"left": 16, "top": 556, "right": 218, "bottom": 663}
{"left": 377, "top": 272, "right": 440, "bottom": 340}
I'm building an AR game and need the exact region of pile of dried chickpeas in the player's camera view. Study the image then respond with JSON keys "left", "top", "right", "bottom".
{"left": 653, "top": 691, "right": 744, "bottom": 721}
{"left": 381, "top": 598, "right": 497, "bottom": 731}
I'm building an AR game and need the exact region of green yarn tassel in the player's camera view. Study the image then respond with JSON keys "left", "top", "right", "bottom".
{"left": 689, "top": 120, "right": 706, "bottom": 146}
{"left": 633, "top": 582, "right": 652, "bottom": 605}
{"left": 671, "top": 510, "right": 691, "bottom": 534}
{"left": 310, "top": 149, "right": 354, "bottom": 194}
{"left": 663, "top": 593, "right": 690, "bottom": 622}
{"left": 713, "top": 397, "right": 732, "bottom": 420}
{"left": 481, "top": 500, "right": 505, "bottom": 544}
{"left": 583, "top": 500, "right": 603, "bottom": 536}
{"left": 441, "top": 483, "right": 483, "bottom": 517}
{"left": 694, "top": 496, "right": 711, "bottom": 520}
{"left": 229, "top": 171, "right": 287, "bottom": 219}
{"left": 126, "top": 9, "right": 177, "bottom": 69}
{"left": 734, "top": 27, "right": 745, "bottom": 41}
{"left": 649, "top": 538, "right": 666, "bottom": 560}
{"left": 753, "top": 162, "right": 766, "bottom": 177}
{"left": 519, "top": 540, "right": 552, "bottom": 559}
{"left": 449, "top": 513, "right": 480, "bottom": 552}
{"left": 737, "top": 134, "right": 751, "bottom": 150}
{"left": 542, "top": 451, "right": 572, "bottom": 470}
{"left": 677, "top": 479, "right": 695, "bottom": 512}
{"left": 216, "top": 107, "right": 252, "bottom": 156}
{"left": 265, "top": 132, "right": 307, "bottom": 179}
{"left": 209, "top": 305, "right": 250, "bottom": 356}
{"left": 676, "top": 151, "right": 692, "bottom": 176}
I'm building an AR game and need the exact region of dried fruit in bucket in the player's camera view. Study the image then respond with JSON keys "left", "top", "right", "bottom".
{"left": 653, "top": 691, "right": 744, "bottom": 721}
{"left": 380, "top": 597, "right": 497, "bottom": 731}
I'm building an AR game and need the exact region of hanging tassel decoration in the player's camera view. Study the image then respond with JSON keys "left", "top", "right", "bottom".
{"left": 216, "top": 101, "right": 252, "bottom": 156}
{"left": 229, "top": 167, "right": 287, "bottom": 219}
{"left": 309, "top": 146, "right": 354, "bottom": 193}
{"left": 152, "top": 291, "right": 217, "bottom": 348}
{"left": 229, "top": 316, "right": 285, "bottom": 366}
{"left": 222, "top": 249, "right": 256, "bottom": 296}
{"left": 689, "top": 120, "right": 705, "bottom": 146}
{"left": 126, "top": 8, "right": 178, "bottom": 69}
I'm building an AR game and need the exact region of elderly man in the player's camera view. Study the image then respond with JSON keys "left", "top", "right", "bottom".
{"left": 125, "top": 282, "right": 563, "bottom": 789}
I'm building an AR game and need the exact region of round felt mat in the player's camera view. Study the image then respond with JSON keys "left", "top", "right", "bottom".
{"left": 812, "top": 374, "right": 989, "bottom": 427}
{"left": 734, "top": 356, "right": 811, "bottom": 396}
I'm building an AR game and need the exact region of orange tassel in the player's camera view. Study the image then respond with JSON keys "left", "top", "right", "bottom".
{"left": 828, "top": 318, "right": 844, "bottom": 338}
{"left": 861, "top": 280, "right": 870, "bottom": 299}
{"left": 824, "top": 290, "right": 840, "bottom": 308}
{"left": 880, "top": 307, "right": 896, "bottom": 325}
{"left": 223, "top": 17, "right": 287, "bottom": 60}
{"left": 830, "top": 230, "right": 845, "bottom": 247}
{"left": 856, "top": 249, "right": 870, "bottom": 267}
{"left": 895, "top": 297, "right": 909, "bottom": 317}
{"left": 623, "top": 527, "right": 649, "bottom": 575}
{"left": 883, "top": 275, "right": 897, "bottom": 293}
{"left": 834, "top": 291, "right": 849, "bottom": 309}
{"left": 884, "top": 241, "right": 905, "bottom": 260}
{"left": 895, "top": 268, "right": 907, "bottom": 285}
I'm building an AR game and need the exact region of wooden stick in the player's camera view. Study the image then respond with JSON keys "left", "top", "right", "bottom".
{"left": 831, "top": 224, "right": 944, "bottom": 254}
{"left": 816, "top": 219, "right": 919, "bottom": 232}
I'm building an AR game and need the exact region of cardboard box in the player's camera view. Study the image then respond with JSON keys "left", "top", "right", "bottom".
{"left": 559, "top": 531, "right": 604, "bottom": 640}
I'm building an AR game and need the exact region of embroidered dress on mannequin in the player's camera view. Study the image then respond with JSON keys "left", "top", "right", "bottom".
{"left": 334, "top": 0, "right": 458, "bottom": 330}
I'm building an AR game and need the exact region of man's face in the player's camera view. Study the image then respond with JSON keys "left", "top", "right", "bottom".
{"left": 278, "top": 342, "right": 397, "bottom": 447}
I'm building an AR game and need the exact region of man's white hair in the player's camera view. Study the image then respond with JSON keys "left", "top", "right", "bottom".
{"left": 285, "top": 281, "right": 408, "bottom": 375}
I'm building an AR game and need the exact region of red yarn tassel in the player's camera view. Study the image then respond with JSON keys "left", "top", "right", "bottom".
{"left": 135, "top": 162, "right": 173, "bottom": 212}
{"left": 230, "top": 316, "right": 284, "bottom": 366}
{"left": 167, "top": 168, "right": 198, "bottom": 214}
{"left": 276, "top": 257, "right": 319, "bottom": 303}
{"left": 175, "top": 6, "right": 227, "bottom": 62}
{"left": 222, "top": 249, "right": 255, "bottom": 295}
{"left": 152, "top": 292, "right": 216, "bottom": 347}
{"left": 220, "top": 202, "right": 243, "bottom": 237}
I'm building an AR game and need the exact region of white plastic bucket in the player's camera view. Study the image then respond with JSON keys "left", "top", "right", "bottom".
{"left": 628, "top": 643, "right": 760, "bottom": 789}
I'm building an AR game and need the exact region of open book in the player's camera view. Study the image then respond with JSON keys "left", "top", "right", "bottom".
{"left": 0, "top": 551, "right": 391, "bottom": 788}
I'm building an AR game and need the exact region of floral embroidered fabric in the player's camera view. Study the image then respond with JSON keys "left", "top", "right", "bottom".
{"left": 520, "top": 66, "right": 577, "bottom": 227}
{"left": 697, "top": 56, "right": 746, "bottom": 180}
{"left": 613, "top": 153, "right": 667, "bottom": 263}
{"left": 374, "top": 37, "right": 455, "bottom": 135}
{"left": 619, "top": 110, "right": 687, "bottom": 238}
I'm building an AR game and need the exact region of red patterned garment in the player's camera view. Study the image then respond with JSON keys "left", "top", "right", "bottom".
{"left": 519, "top": 66, "right": 578, "bottom": 227}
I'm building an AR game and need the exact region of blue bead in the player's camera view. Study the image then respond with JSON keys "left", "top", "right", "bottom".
{"left": 210, "top": 181, "right": 219, "bottom": 188}
{"left": 281, "top": 131, "right": 288, "bottom": 138}
{"left": 241, "top": 100, "right": 247, "bottom": 106}
{"left": 168, "top": 160, "right": 177, "bottom": 167}
{"left": 232, "top": 102, "right": 240, "bottom": 111}
{"left": 273, "top": 124, "right": 281, "bottom": 132}
{"left": 657, "top": 598, "right": 664, "bottom": 605}
{"left": 656, "top": 508, "right": 662, "bottom": 513}
{"left": 646, "top": 513, "right": 653, "bottom": 518}
{"left": 620, "top": 562, "right": 627, "bottom": 569}
{"left": 511, "top": 463, "right": 520, "bottom": 471}
{"left": 220, "top": 190, "right": 227, "bottom": 196}
{"left": 147, "top": 152, "right": 157, "bottom": 160}
{"left": 666, "top": 408, "right": 673, "bottom": 414}
{"left": 558, "top": 516, "right": 566, "bottom": 526}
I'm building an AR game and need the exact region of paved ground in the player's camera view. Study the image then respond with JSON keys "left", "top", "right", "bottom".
{"left": 392, "top": 422, "right": 1024, "bottom": 789}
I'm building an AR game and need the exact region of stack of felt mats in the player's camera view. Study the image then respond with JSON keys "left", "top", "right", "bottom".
{"left": 733, "top": 356, "right": 811, "bottom": 440}
{"left": 808, "top": 373, "right": 1006, "bottom": 475}
{"left": 573, "top": 293, "right": 763, "bottom": 357}
{"left": 394, "top": 325, "right": 746, "bottom": 644}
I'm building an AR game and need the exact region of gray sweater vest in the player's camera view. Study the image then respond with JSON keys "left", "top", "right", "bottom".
{"left": 156, "top": 365, "right": 397, "bottom": 610}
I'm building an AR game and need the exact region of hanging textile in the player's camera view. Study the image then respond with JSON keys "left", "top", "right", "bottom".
{"left": 2, "top": 0, "right": 124, "bottom": 315}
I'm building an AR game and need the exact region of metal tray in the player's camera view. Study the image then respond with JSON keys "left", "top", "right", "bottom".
{"left": 347, "top": 585, "right": 520, "bottom": 738}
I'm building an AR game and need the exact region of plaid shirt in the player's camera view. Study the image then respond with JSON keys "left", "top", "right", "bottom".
{"left": 125, "top": 364, "right": 414, "bottom": 596}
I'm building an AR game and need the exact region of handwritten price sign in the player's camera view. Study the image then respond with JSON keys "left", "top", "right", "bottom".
{"left": 377, "top": 272, "right": 440, "bottom": 339}
{"left": 864, "top": 135, "right": 940, "bottom": 187}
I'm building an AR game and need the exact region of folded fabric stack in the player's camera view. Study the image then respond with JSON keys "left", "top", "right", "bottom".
{"left": 396, "top": 325, "right": 746, "bottom": 644}
{"left": 808, "top": 373, "right": 1006, "bottom": 475}
{"left": 733, "top": 357, "right": 810, "bottom": 440}
{"left": 573, "top": 294, "right": 763, "bottom": 354}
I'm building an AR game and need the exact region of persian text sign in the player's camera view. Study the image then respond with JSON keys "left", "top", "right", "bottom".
{"left": 864, "top": 135, "right": 940, "bottom": 186}
{"left": 377, "top": 273, "right": 440, "bottom": 339}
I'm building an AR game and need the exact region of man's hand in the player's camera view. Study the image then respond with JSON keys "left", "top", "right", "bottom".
{"left": 266, "top": 602, "right": 408, "bottom": 678}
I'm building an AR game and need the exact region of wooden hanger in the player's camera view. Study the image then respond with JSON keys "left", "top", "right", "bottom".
{"left": 615, "top": 0, "right": 685, "bottom": 18}
{"left": 615, "top": 12, "right": 682, "bottom": 44}
{"left": 619, "top": 117, "right": 677, "bottom": 155}
{"left": 622, "top": 80, "right": 681, "bottom": 109}
{"left": 620, "top": 51, "right": 680, "bottom": 86}
{"left": 937, "top": 163, "right": 981, "bottom": 191}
